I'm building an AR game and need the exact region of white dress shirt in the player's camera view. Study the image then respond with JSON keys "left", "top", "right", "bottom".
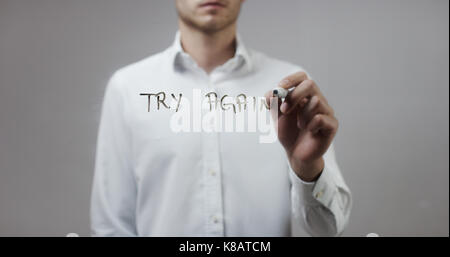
{"left": 91, "top": 32, "right": 352, "bottom": 237}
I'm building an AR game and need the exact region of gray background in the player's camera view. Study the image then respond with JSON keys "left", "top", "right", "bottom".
{"left": 0, "top": 0, "right": 448, "bottom": 236}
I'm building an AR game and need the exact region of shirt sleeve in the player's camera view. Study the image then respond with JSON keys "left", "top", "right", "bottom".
{"left": 90, "top": 73, "right": 138, "bottom": 236}
{"left": 289, "top": 143, "right": 352, "bottom": 237}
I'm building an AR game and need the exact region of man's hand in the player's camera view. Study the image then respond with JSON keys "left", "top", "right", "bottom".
{"left": 266, "top": 71, "right": 339, "bottom": 182}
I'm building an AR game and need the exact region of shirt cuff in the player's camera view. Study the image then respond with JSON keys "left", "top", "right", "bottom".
{"left": 289, "top": 163, "right": 337, "bottom": 208}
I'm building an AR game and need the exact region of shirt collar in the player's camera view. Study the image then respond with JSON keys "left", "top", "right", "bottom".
{"left": 170, "top": 31, "right": 253, "bottom": 74}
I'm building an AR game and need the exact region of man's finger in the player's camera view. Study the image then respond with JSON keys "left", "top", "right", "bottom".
{"left": 281, "top": 80, "right": 318, "bottom": 114}
{"left": 299, "top": 95, "right": 334, "bottom": 126}
{"left": 278, "top": 71, "right": 308, "bottom": 89}
{"left": 307, "top": 114, "right": 339, "bottom": 135}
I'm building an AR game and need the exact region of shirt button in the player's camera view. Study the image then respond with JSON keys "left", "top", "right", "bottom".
{"left": 212, "top": 216, "right": 220, "bottom": 224}
{"left": 206, "top": 120, "right": 216, "bottom": 131}
{"left": 315, "top": 190, "right": 324, "bottom": 199}
{"left": 209, "top": 169, "right": 216, "bottom": 176}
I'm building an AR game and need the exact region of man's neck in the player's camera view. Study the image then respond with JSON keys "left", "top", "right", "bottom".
{"left": 178, "top": 21, "right": 237, "bottom": 74}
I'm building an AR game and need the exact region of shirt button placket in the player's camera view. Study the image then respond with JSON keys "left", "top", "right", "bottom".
{"left": 202, "top": 74, "right": 224, "bottom": 236}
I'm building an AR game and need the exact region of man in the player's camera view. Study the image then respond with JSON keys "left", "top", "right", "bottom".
{"left": 91, "top": 0, "right": 351, "bottom": 237}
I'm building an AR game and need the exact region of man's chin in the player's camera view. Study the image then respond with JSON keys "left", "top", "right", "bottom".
{"left": 195, "top": 21, "right": 226, "bottom": 33}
